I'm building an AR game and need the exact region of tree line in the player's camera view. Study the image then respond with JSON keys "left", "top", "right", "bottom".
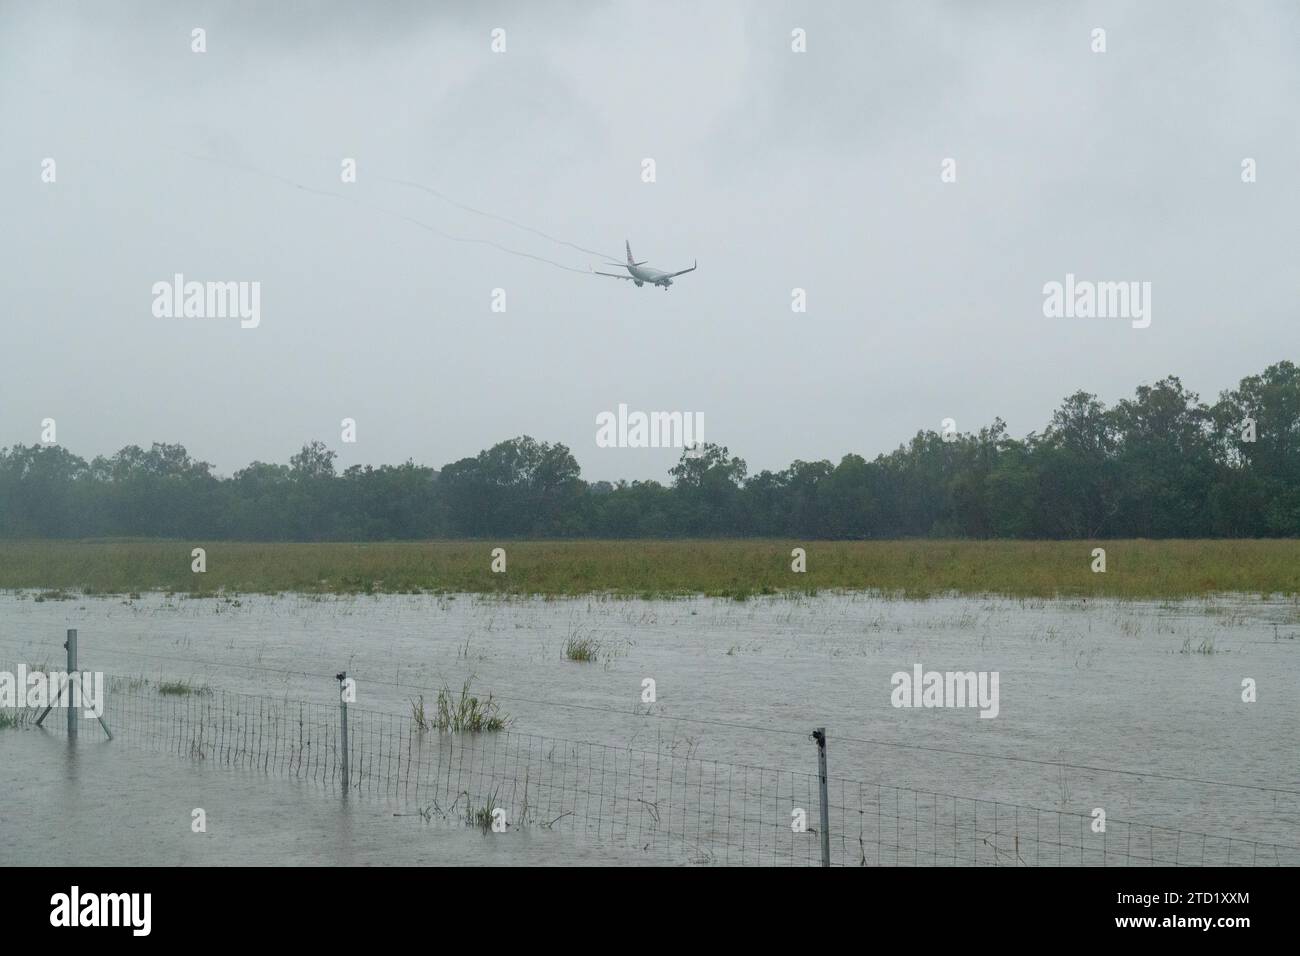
{"left": 2, "top": 361, "right": 1297, "bottom": 540}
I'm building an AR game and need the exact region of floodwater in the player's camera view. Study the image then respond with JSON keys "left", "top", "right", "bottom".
{"left": 1, "top": 590, "right": 1297, "bottom": 865}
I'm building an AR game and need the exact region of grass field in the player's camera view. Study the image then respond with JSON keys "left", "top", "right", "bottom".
{"left": 0, "top": 539, "right": 1297, "bottom": 599}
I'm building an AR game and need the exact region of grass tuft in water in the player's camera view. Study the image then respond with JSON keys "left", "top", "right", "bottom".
{"left": 435, "top": 679, "right": 509, "bottom": 732}
{"left": 157, "top": 679, "right": 211, "bottom": 696}
{"left": 466, "top": 791, "right": 502, "bottom": 832}
{"left": 411, "top": 694, "right": 429, "bottom": 731}
{"left": 563, "top": 630, "right": 601, "bottom": 663}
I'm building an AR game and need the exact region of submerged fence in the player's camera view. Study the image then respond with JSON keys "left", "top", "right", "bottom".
{"left": 5, "top": 639, "right": 1299, "bottom": 866}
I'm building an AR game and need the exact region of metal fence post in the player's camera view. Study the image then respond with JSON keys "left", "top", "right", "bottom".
{"left": 336, "top": 671, "right": 349, "bottom": 792}
{"left": 813, "top": 727, "right": 830, "bottom": 866}
{"left": 66, "top": 628, "right": 78, "bottom": 741}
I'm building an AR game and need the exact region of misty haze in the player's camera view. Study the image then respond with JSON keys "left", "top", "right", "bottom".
{"left": 1, "top": 0, "right": 1297, "bottom": 898}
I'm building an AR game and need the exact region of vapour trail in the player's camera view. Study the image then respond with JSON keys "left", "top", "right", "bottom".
{"left": 175, "top": 150, "right": 598, "bottom": 275}
{"left": 378, "top": 174, "right": 619, "bottom": 262}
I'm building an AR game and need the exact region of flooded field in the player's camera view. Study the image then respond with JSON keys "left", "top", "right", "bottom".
{"left": 2, "top": 591, "right": 1298, "bottom": 865}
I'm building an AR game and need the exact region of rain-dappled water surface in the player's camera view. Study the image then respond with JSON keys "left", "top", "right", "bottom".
{"left": 2, "top": 591, "right": 1297, "bottom": 864}
{"left": 0, "top": 729, "right": 648, "bottom": 866}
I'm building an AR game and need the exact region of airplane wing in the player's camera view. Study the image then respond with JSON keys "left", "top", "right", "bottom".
{"left": 665, "top": 260, "right": 697, "bottom": 279}
{"left": 592, "top": 270, "right": 634, "bottom": 280}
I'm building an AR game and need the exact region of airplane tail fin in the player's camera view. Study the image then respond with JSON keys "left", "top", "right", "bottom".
{"left": 624, "top": 240, "right": 647, "bottom": 266}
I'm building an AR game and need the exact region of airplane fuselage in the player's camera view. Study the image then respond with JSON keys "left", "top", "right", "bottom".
{"left": 625, "top": 263, "right": 674, "bottom": 287}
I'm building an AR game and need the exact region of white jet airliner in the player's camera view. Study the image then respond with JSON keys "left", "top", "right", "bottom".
{"left": 593, "top": 241, "right": 697, "bottom": 289}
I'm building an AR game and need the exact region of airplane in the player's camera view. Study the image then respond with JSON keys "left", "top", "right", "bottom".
{"left": 592, "top": 240, "right": 697, "bottom": 289}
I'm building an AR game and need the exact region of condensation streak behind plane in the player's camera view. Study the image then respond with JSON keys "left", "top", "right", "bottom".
{"left": 379, "top": 175, "right": 619, "bottom": 262}
{"left": 177, "top": 151, "right": 599, "bottom": 275}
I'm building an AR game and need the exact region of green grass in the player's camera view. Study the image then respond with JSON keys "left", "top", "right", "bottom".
{"left": 465, "top": 790, "right": 503, "bottom": 832}
{"left": 156, "top": 679, "right": 210, "bottom": 697}
{"left": 434, "top": 679, "right": 509, "bottom": 733}
{"left": 563, "top": 630, "right": 601, "bottom": 662}
{"left": 0, "top": 539, "right": 1297, "bottom": 600}
{"left": 410, "top": 694, "right": 429, "bottom": 731}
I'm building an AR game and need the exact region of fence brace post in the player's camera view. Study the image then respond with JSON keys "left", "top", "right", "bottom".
{"left": 34, "top": 629, "right": 109, "bottom": 739}
{"left": 813, "top": 727, "right": 830, "bottom": 866}
{"left": 336, "top": 671, "right": 349, "bottom": 793}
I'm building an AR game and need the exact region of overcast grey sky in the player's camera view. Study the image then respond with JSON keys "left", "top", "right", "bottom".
{"left": 2, "top": 0, "right": 1296, "bottom": 481}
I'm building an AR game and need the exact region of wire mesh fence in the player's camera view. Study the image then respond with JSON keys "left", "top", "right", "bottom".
{"left": 5, "top": 655, "right": 1298, "bottom": 866}
{"left": 821, "top": 780, "right": 1299, "bottom": 866}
